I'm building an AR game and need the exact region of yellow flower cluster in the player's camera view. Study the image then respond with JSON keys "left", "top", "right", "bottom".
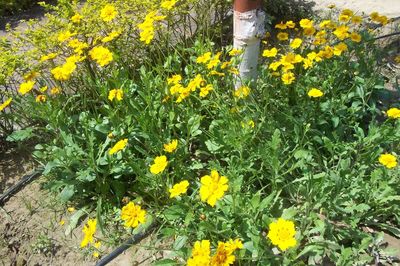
{"left": 138, "top": 11, "right": 166, "bottom": 45}
{"left": 263, "top": 8, "right": 373, "bottom": 86}
{"left": 187, "top": 239, "right": 243, "bottom": 266}
{"left": 51, "top": 61, "right": 76, "bottom": 81}
{"left": 80, "top": 218, "right": 97, "bottom": 248}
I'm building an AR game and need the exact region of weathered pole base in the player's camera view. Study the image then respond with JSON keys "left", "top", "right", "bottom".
{"left": 233, "top": 6, "right": 265, "bottom": 88}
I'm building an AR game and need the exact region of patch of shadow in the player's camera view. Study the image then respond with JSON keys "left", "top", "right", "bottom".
{"left": 0, "top": 0, "right": 56, "bottom": 31}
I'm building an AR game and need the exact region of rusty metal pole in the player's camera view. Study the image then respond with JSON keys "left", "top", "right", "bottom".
{"left": 233, "top": 0, "right": 265, "bottom": 88}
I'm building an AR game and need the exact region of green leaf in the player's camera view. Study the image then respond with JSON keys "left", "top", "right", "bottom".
{"left": 6, "top": 127, "right": 35, "bottom": 142}
{"left": 65, "top": 208, "right": 86, "bottom": 236}
{"left": 59, "top": 185, "right": 75, "bottom": 202}
{"left": 173, "top": 235, "right": 188, "bottom": 250}
{"left": 153, "top": 259, "right": 178, "bottom": 266}
{"left": 205, "top": 139, "right": 222, "bottom": 153}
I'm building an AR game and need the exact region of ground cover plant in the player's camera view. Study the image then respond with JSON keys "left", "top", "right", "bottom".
{"left": 1, "top": 0, "right": 400, "bottom": 264}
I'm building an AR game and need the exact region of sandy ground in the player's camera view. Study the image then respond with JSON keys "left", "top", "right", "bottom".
{"left": 312, "top": 0, "right": 400, "bottom": 18}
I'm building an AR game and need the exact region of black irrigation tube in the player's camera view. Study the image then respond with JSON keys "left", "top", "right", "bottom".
{"left": 0, "top": 168, "right": 43, "bottom": 206}
{"left": 95, "top": 221, "right": 159, "bottom": 266}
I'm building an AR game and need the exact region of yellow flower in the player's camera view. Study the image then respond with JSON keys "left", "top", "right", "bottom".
{"left": 150, "top": 155, "right": 168, "bottom": 174}
{"left": 352, "top": 15, "right": 362, "bottom": 24}
{"left": 341, "top": 9, "right": 354, "bottom": 17}
{"left": 170, "top": 83, "right": 184, "bottom": 95}
{"left": 228, "top": 67, "right": 239, "bottom": 75}
{"left": 169, "top": 180, "right": 189, "bottom": 198}
{"left": 303, "top": 27, "right": 316, "bottom": 36}
{"left": 35, "top": 95, "right": 46, "bottom": 103}
{"left": 89, "top": 46, "right": 113, "bottom": 67}
{"left": 50, "top": 87, "right": 61, "bottom": 95}
{"left": 67, "top": 207, "right": 75, "bottom": 212}
{"left": 51, "top": 62, "right": 76, "bottom": 81}
{"left": 210, "top": 70, "right": 225, "bottom": 77}
{"left": 200, "top": 84, "right": 213, "bottom": 98}
{"left": 339, "top": 14, "right": 350, "bottom": 23}
{"left": 102, "top": 31, "right": 121, "bottom": 43}
{"left": 100, "top": 4, "right": 117, "bottom": 22}
{"left": 275, "top": 21, "right": 287, "bottom": 30}
{"left": 109, "top": 139, "right": 128, "bottom": 155}
{"left": 319, "top": 20, "right": 332, "bottom": 29}
{"left": 200, "top": 170, "right": 228, "bottom": 207}
{"left": 108, "top": 89, "right": 124, "bottom": 101}
{"left": 59, "top": 220, "right": 65, "bottom": 226}
{"left": 0, "top": 98, "right": 12, "bottom": 112}
{"left": 167, "top": 74, "right": 182, "bottom": 85}
{"left": 394, "top": 56, "right": 400, "bottom": 64}
{"left": 57, "top": 30, "right": 76, "bottom": 43}
{"left": 269, "top": 61, "right": 282, "bottom": 71}
{"left": 277, "top": 32, "right": 289, "bottom": 41}
{"left": 302, "top": 58, "right": 313, "bottom": 69}
{"left": 93, "top": 241, "right": 101, "bottom": 257}
{"left": 307, "top": 88, "right": 324, "bottom": 98}
{"left": 290, "top": 38, "right": 302, "bottom": 49}
{"left": 120, "top": 201, "right": 146, "bottom": 228}
{"left": 376, "top": 15, "right": 389, "bottom": 25}
{"left": 299, "top": 18, "right": 313, "bottom": 29}
{"left": 262, "top": 48, "right": 278, "bottom": 57}
{"left": 370, "top": 12, "right": 380, "bottom": 21}
{"left": 140, "top": 28, "right": 155, "bottom": 44}
{"left": 23, "top": 71, "right": 38, "bottom": 81}
{"left": 286, "top": 20, "right": 296, "bottom": 28}
{"left": 386, "top": 108, "right": 400, "bottom": 119}
{"left": 71, "top": 13, "right": 82, "bottom": 23}
{"left": 207, "top": 52, "right": 221, "bottom": 69}
{"left": 187, "top": 240, "right": 211, "bottom": 266}
{"left": 107, "top": 132, "right": 114, "bottom": 139}
{"left": 196, "top": 52, "right": 212, "bottom": 64}
{"left": 350, "top": 32, "right": 362, "bottom": 43}
{"left": 18, "top": 81, "right": 35, "bottom": 95}
{"left": 281, "top": 72, "right": 295, "bottom": 85}
{"left": 164, "top": 139, "right": 178, "bottom": 153}
{"left": 161, "top": 0, "right": 177, "bottom": 10}
{"left": 333, "top": 42, "right": 348, "bottom": 56}
{"left": 379, "top": 153, "right": 397, "bottom": 168}
{"left": 267, "top": 218, "right": 297, "bottom": 251}
{"left": 211, "top": 242, "right": 235, "bottom": 266}
{"left": 228, "top": 48, "right": 242, "bottom": 56}
{"left": 40, "top": 52, "right": 57, "bottom": 62}
{"left": 234, "top": 86, "right": 250, "bottom": 99}
{"left": 80, "top": 218, "right": 97, "bottom": 248}
{"left": 333, "top": 25, "right": 349, "bottom": 40}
